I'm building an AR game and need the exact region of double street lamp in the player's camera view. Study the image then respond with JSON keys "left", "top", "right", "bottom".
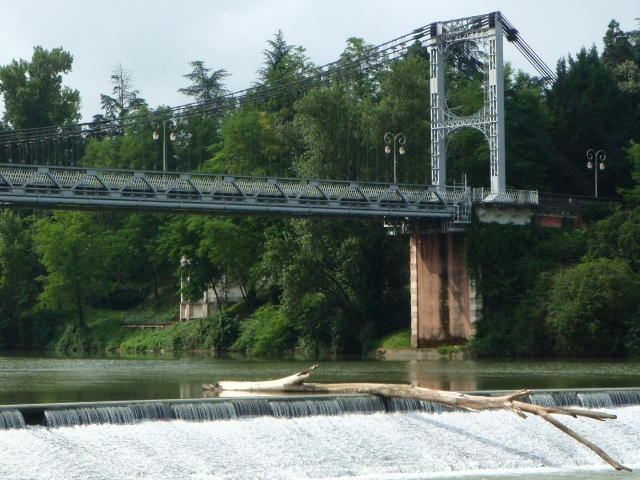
{"left": 586, "top": 149, "right": 606, "bottom": 197}
{"left": 153, "top": 118, "right": 177, "bottom": 172}
{"left": 384, "top": 132, "right": 406, "bottom": 184}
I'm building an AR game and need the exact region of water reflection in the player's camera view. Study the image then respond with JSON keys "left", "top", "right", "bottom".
{"left": 408, "top": 360, "right": 478, "bottom": 391}
{"left": 1, "top": 352, "right": 640, "bottom": 405}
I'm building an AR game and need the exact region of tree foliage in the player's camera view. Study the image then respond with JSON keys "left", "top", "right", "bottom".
{"left": 547, "top": 258, "right": 639, "bottom": 356}
{"left": 179, "top": 61, "right": 228, "bottom": 103}
{"left": 3, "top": 18, "right": 640, "bottom": 357}
{"left": 0, "top": 46, "right": 81, "bottom": 129}
{"left": 98, "top": 64, "right": 146, "bottom": 121}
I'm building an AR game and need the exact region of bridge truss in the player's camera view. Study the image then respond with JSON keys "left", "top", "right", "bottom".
{"left": 0, "top": 164, "right": 482, "bottom": 230}
{"left": 428, "top": 12, "right": 506, "bottom": 193}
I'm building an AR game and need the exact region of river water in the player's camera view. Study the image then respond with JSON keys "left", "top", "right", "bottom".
{"left": 3, "top": 351, "right": 640, "bottom": 404}
{"left": 2, "top": 352, "right": 640, "bottom": 479}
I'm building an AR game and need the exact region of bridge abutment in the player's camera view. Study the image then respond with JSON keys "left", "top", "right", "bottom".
{"left": 410, "top": 233, "right": 481, "bottom": 348}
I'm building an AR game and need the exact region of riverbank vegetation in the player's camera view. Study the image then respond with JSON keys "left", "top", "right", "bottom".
{"left": 0, "top": 19, "right": 639, "bottom": 356}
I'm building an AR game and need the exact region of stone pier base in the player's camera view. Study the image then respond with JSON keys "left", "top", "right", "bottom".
{"left": 410, "top": 233, "right": 481, "bottom": 348}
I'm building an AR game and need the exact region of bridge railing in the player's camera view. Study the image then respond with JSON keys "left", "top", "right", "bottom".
{"left": 471, "top": 188, "right": 539, "bottom": 204}
{"left": 0, "top": 164, "right": 472, "bottom": 220}
{"left": 536, "top": 192, "right": 621, "bottom": 216}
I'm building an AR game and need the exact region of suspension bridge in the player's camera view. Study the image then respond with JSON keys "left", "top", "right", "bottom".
{"left": 0, "top": 12, "right": 618, "bottom": 345}
{"left": 0, "top": 11, "right": 557, "bottom": 231}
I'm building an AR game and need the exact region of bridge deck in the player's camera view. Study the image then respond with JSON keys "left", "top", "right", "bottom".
{"left": 0, "top": 165, "right": 472, "bottom": 220}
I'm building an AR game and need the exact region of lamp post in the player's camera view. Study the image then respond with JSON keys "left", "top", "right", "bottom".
{"left": 384, "top": 132, "right": 406, "bottom": 184}
{"left": 153, "top": 118, "right": 177, "bottom": 172}
{"left": 586, "top": 149, "right": 606, "bottom": 197}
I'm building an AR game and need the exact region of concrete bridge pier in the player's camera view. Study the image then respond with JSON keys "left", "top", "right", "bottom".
{"left": 410, "top": 233, "right": 482, "bottom": 348}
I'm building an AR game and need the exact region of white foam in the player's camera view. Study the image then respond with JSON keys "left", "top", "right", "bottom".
{"left": 2, "top": 407, "right": 640, "bottom": 479}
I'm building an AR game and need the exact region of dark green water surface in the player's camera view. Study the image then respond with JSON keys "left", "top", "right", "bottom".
{"left": 2, "top": 351, "right": 640, "bottom": 405}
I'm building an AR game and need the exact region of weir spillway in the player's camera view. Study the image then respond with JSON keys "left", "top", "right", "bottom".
{"left": 2, "top": 390, "right": 640, "bottom": 478}
{"left": 3, "top": 389, "right": 640, "bottom": 428}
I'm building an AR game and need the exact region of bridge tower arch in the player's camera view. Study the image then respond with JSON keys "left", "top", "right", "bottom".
{"left": 429, "top": 12, "right": 505, "bottom": 193}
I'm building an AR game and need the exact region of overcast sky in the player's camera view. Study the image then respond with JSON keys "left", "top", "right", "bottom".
{"left": 1, "top": 0, "right": 638, "bottom": 122}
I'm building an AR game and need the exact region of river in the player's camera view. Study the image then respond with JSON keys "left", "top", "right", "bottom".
{"left": 2, "top": 352, "right": 640, "bottom": 479}
{"left": 2, "top": 351, "right": 640, "bottom": 404}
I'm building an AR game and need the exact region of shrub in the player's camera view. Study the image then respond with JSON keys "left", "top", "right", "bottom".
{"left": 233, "top": 305, "right": 297, "bottom": 355}
{"left": 547, "top": 258, "right": 640, "bottom": 356}
{"left": 26, "top": 309, "right": 66, "bottom": 350}
{"left": 50, "top": 323, "right": 88, "bottom": 353}
{"left": 207, "top": 311, "right": 239, "bottom": 351}
{"left": 108, "top": 283, "right": 148, "bottom": 310}
{"left": 254, "top": 307, "right": 297, "bottom": 355}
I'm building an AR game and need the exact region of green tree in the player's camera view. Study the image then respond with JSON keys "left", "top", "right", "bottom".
{"left": 586, "top": 205, "right": 640, "bottom": 272}
{"left": 156, "top": 215, "right": 224, "bottom": 306}
{"left": 34, "top": 212, "right": 108, "bottom": 327}
{"left": 547, "top": 258, "right": 639, "bottom": 356}
{"left": 602, "top": 20, "right": 634, "bottom": 69}
{"left": 98, "top": 64, "right": 145, "bottom": 121}
{"left": 257, "top": 30, "right": 312, "bottom": 114}
{"left": 0, "top": 46, "right": 81, "bottom": 129}
{"left": 619, "top": 142, "right": 640, "bottom": 204}
{"left": 0, "top": 211, "right": 37, "bottom": 328}
{"left": 188, "top": 216, "right": 274, "bottom": 307}
{"left": 264, "top": 219, "right": 408, "bottom": 353}
{"left": 547, "top": 47, "right": 635, "bottom": 196}
{"left": 179, "top": 61, "right": 228, "bottom": 104}
{"left": 467, "top": 220, "right": 587, "bottom": 356}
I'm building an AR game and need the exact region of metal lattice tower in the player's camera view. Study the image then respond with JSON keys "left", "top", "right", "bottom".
{"left": 428, "top": 12, "right": 506, "bottom": 193}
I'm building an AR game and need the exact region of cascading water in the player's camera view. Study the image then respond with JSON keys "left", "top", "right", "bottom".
{"left": 35, "top": 390, "right": 640, "bottom": 429}
{"left": 386, "top": 397, "right": 459, "bottom": 413}
{"left": 522, "top": 390, "right": 640, "bottom": 409}
{"left": 173, "top": 402, "right": 236, "bottom": 421}
{"left": 0, "top": 410, "right": 24, "bottom": 429}
{"left": 2, "top": 403, "right": 640, "bottom": 479}
{"left": 42, "top": 396, "right": 387, "bottom": 428}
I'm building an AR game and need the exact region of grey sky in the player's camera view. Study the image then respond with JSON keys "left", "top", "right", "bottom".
{"left": 1, "top": 0, "right": 637, "bottom": 123}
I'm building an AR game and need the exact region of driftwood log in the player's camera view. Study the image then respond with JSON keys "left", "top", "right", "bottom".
{"left": 203, "top": 365, "right": 631, "bottom": 472}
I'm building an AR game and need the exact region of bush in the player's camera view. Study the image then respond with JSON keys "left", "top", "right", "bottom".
{"left": 118, "top": 311, "right": 240, "bottom": 352}
{"left": 466, "top": 220, "right": 586, "bottom": 356}
{"left": 24, "top": 309, "right": 66, "bottom": 350}
{"left": 369, "top": 328, "right": 411, "bottom": 351}
{"left": 50, "top": 323, "right": 88, "bottom": 353}
{"left": 547, "top": 258, "right": 640, "bottom": 356}
{"left": 108, "top": 283, "right": 148, "bottom": 310}
{"left": 233, "top": 305, "right": 297, "bottom": 355}
{"left": 207, "top": 311, "right": 239, "bottom": 351}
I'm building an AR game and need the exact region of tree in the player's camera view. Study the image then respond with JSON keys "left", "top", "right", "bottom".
{"left": 98, "top": 64, "right": 146, "bottom": 120}
{"left": 179, "top": 61, "right": 228, "bottom": 103}
{"left": 263, "top": 219, "right": 408, "bottom": 353}
{"left": 466, "top": 220, "right": 587, "bottom": 356}
{"left": 258, "top": 30, "right": 295, "bottom": 82}
{"left": 188, "top": 216, "right": 274, "bottom": 307}
{"left": 0, "top": 210, "right": 37, "bottom": 327}
{"left": 619, "top": 141, "right": 640, "bottom": 203}
{"left": 256, "top": 30, "right": 312, "bottom": 114}
{"left": 34, "top": 212, "right": 108, "bottom": 327}
{"left": 602, "top": 20, "right": 634, "bottom": 69}
{"left": 0, "top": 46, "right": 81, "bottom": 129}
{"left": 546, "top": 47, "right": 635, "bottom": 196}
{"left": 156, "top": 215, "right": 224, "bottom": 306}
{"left": 546, "top": 258, "right": 640, "bottom": 356}
{"left": 204, "top": 105, "right": 286, "bottom": 176}
{"left": 101, "top": 213, "right": 168, "bottom": 303}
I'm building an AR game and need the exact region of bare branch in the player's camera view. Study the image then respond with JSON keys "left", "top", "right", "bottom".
{"left": 204, "top": 365, "right": 631, "bottom": 472}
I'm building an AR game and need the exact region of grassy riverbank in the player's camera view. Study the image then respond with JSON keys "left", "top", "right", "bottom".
{"left": 40, "top": 302, "right": 410, "bottom": 356}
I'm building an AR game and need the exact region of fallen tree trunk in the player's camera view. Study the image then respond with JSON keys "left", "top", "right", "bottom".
{"left": 203, "top": 365, "right": 631, "bottom": 472}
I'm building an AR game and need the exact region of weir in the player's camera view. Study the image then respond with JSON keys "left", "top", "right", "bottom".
{"left": 2, "top": 390, "right": 640, "bottom": 478}
{"left": 3, "top": 388, "right": 640, "bottom": 429}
